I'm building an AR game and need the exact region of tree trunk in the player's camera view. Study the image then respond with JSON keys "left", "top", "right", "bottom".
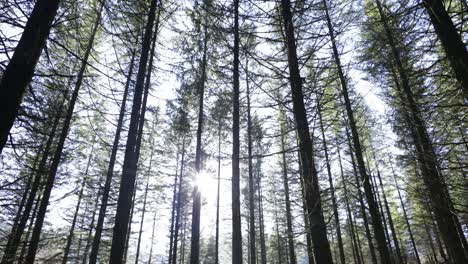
{"left": 134, "top": 179, "right": 150, "bottom": 264}
{"left": 232, "top": 0, "right": 243, "bottom": 263}
{"left": 88, "top": 49, "right": 136, "bottom": 264}
{"left": 172, "top": 137, "right": 187, "bottom": 264}
{"left": 389, "top": 161, "right": 421, "bottom": 264}
{"left": 256, "top": 169, "right": 267, "bottom": 264}
{"left": 190, "top": 7, "right": 208, "bottom": 263}
{"left": 316, "top": 98, "right": 345, "bottom": 264}
{"left": 246, "top": 58, "right": 257, "bottom": 264}
{"left": 24, "top": 4, "right": 103, "bottom": 262}
{"left": 279, "top": 1, "right": 333, "bottom": 262}
{"left": 18, "top": 191, "right": 42, "bottom": 264}
{"left": 0, "top": 0, "right": 60, "bottom": 152}
{"left": 81, "top": 192, "right": 99, "bottom": 264}
{"left": 215, "top": 124, "right": 221, "bottom": 264}
{"left": 62, "top": 142, "right": 95, "bottom": 264}
{"left": 323, "top": 0, "right": 391, "bottom": 261}
{"left": 344, "top": 127, "right": 378, "bottom": 264}
{"left": 1, "top": 99, "right": 63, "bottom": 264}
{"left": 336, "top": 139, "right": 362, "bottom": 264}
{"left": 279, "top": 109, "right": 297, "bottom": 264}
{"left": 375, "top": 1, "right": 468, "bottom": 261}
{"left": 108, "top": 0, "right": 158, "bottom": 262}
{"left": 168, "top": 151, "right": 180, "bottom": 264}
{"left": 372, "top": 155, "right": 404, "bottom": 264}
{"left": 422, "top": 0, "right": 468, "bottom": 97}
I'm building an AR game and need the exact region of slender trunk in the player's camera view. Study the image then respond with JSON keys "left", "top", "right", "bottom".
{"left": 324, "top": 0, "right": 391, "bottom": 260}
{"left": 62, "top": 143, "right": 95, "bottom": 264}
{"left": 148, "top": 212, "right": 157, "bottom": 263}
{"left": 1, "top": 99, "right": 64, "bottom": 264}
{"left": 172, "top": 138, "right": 187, "bottom": 264}
{"left": 190, "top": 8, "right": 209, "bottom": 263}
{"left": 215, "top": 124, "right": 221, "bottom": 264}
{"left": 232, "top": 0, "right": 243, "bottom": 262}
{"left": 180, "top": 213, "right": 188, "bottom": 264}
{"left": 375, "top": 1, "right": 468, "bottom": 261}
{"left": 278, "top": 109, "right": 297, "bottom": 264}
{"left": 134, "top": 179, "right": 150, "bottom": 264}
{"left": 108, "top": 0, "right": 158, "bottom": 261}
{"left": 422, "top": 0, "right": 468, "bottom": 97}
{"left": 389, "top": 162, "right": 421, "bottom": 264}
{"left": 24, "top": 4, "right": 103, "bottom": 262}
{"left": 246, "top": 58, "right": 257, "bottom": 264}
{"left": 344, "top": 127, "right": 378, "bottom": 264}
{"left": 279, "top": 0, "right": 333, "bottom": 262}
{"left": 423, "top": 219, "right": 439, "bottom": 262}
{"left": 256, "top": 171, "right": 267, "bottom": 264}
{"left": 273, "top": 191, "right": 283, "bottom": 264}
{"left": 81, "top": 193, "right": 99, "bottom": 264}
{"left": 123, "top": 183, "right": 138, "bottom": 263}
{"left": 18, "top": 192, "right": 42, "bottom": 264}
{"left": 316, "top": 98, "right": 345, "bottom": 264}
{"left": 168, "top": 152, "right": 180, "bottom": 264}
{"left": 336, "top": 138, "right": 362, "bottom": 264}
{"left": 88, "top": 49, "right": 136, "bottom": 264}
{"left": 373, "top": 155, "right": 404, "bottom": 264}
{"left": 295, "top": 133, "right": 314, "bottom": 264}
{"left": 0, "top": 0, "right": 60, "bottom": 152}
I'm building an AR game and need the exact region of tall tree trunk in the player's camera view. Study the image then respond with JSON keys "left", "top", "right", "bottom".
{"left": 108, "top": 0, "right": 158, "bottom": 262}
{"left": 24, "top": 4, "right": 103, "bottom": 262}
{"left": 336, "top": 139, "right": 362, "bottom": 264}
{"left": 134, "top": 179, "right": 150, "bottom": 264}
{"left": 422, "top": 0, "right": 468, "bottom": 96}
{"left": 375, "top": 1, "right": 468, "bottom": 261}
{"left": 168, "top": 151, "right": 180, "bottom": 264}
{"left": 81, "top": 192, "right": 99, "bottom": 264}
{"left": 389, "top": 162, "right": 421, "bottom": 264}
{"left": 18, "top": 191, "right": 42, "bottom": 264}
{"left": 88, "top": 49, "right": 136, "bottom": 264}
{"left": 279, "top": 0, "right": 333, "bottom": 262}
{"left": 295, "top": 133, "right": 314, "bottom": 264}
{"left": 344, "top": 127, "right": 378, "bottom": 264}
{"left": 215, "top": 124, "right": 221, "bottom": 264}
{"left": 323, "top": 0, "right": 391, "bottom": 261}
{"left": 278, "top": 109, "right": 297, "bottom": 264}
{"left": 1, "top": 99, "right": 63, "bottom": 264}
{"left": 0, "top": 0, "right": 60, "bottom": 152}
{"left": 180, "top": 213, "right": 188, "bottom": 264}
{"left": 316, "top": 98, "right": 345, "bottom": 264}
{"left": 123, "top": 182, "right": 138, "bottom": 263}
{"left": 172, "top": 137, "right": 187, "bottom": 264}
{"left": 246, "top": 58, "right": 257, "bottom": 264}
{"left": 62, "top": 142, "right": 95, "bottom": 264}
{"left": 232, "top": 0, "right": 243, "bottom": 263}
{"left": 256, "top": 169, "right": 267, "bottom": 264}
{"left": 190, "top": 8, "right": 209, "bottom": 263}
{"left": 372, "top": 155, "right": 404, "bottom": 264}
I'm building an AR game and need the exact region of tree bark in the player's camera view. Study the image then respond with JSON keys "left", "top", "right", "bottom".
{"left": 246, "top": 58, "right": 257, "bottom": 264}
{"left": 422, "top": 0, "right": 468, "bottom": 97}
{"left": 279, "top": 1, "right": 333, "bottom": 262}
{"left": 172, "top": 137, "right": 187, "bottom": 264}
{"left": 279, "top": 109, "right": 297, "bottom": 264}
{"left": 0, "top": 0, "right": 60, "bottom": 152}
{"left": 168, "top": 151, "right": 180, "bottom": 264}
{"left": 232, "top": 0, "right": 243, "bottom": 263}
{"left": 108, "top": 0, "right": 158, "bottom": 262}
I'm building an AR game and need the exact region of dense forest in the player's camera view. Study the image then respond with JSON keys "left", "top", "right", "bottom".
{"left": 0, "top": 0, "right": 466, "bottom": 263}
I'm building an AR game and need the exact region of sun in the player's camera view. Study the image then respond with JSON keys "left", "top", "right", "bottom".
{"left": 193, "top": 171, "right": 218, "bottom": 199}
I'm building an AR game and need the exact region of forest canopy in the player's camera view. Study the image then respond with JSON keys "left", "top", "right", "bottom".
{"left": 0, "top": 0, "right": 466, "bottom": 263}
